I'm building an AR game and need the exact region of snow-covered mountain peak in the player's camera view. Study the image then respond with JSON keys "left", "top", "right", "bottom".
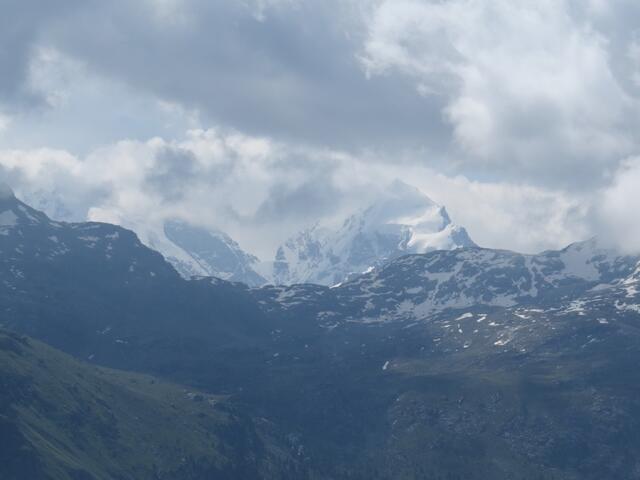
{"left": 269, "top": 181, "right": 476, "bottom": 286}
{"left": 161, "top": 220, "right": 267, "bottom": 286}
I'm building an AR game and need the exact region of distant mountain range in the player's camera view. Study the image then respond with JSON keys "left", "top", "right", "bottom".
{"left": 148, "top": 180, "right": 475, "bottom": 286}
{"left": 3, "top": 185, "right": 640, "bottom": 478}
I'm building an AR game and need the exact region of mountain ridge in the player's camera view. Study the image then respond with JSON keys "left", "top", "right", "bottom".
{"left": 268, "top": 180, "right": 476, "bottom": 286}
{"left": 121, "top": 180, "right": 476, "bottom": 287}
{"left": 4, "top": 191, "right": 640, "bottom": 478}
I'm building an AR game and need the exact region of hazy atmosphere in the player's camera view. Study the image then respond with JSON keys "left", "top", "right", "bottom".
{"left": 3, "top": 0, "right": 640, "bottom": 257}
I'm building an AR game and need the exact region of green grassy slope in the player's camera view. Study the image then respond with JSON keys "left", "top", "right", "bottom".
{"left": 0, "top": 328, "right": 304, "bottom": 480}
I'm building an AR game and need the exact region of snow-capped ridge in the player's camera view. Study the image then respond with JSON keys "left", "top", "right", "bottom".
{"left": 269, "top": 180, "right": 475, "bottom": 286}
{"left": 254, "top": 237, "right": 640, "bottom": 328}
{"left": 160, "top": 219, "right": 267, "bottom": 286}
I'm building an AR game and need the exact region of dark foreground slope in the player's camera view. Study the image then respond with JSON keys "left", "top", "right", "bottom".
{"left": 0, "top": 328, "right": 304, "bottom": 480}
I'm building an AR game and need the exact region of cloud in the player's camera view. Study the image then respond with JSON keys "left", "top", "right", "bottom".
{"left": 0, "top": 129, "right": 353, "bottom": 256}
{"left": 0, "top": 127, "right": 594, "bottom": 257}
{"left": 0, "top": 0, "right": 638, "bottom": 259}
{"left": 254, "top": 177, "right": 344, "bottom": 223}
{"left": 0, "top": 147, "right": 107, "bottom": 219}
{"left": 361, "top": 0, "right": 640, "bottom": 188}
{"left": 32, "top": 0, "right": 444, "bottom": 152}
{"left": 0, "top": 0, "right": 81, "bottom": 109}
{"left": 0, "top": 113, "right": 11, "bottom": 133}
{"left": 628, "top": 38, "right": 640, "bottom": 88}
{"left": 145, "top": 146, "right": 199, "bottom": 202}
{"left": 3, "top": 0, "right": 639, "bottom": 188}
{"left": 594, "top": 157, "right": 640, "bottom": 253}
{"left": 413, "top": 174, "right": 590, "bottom": 254}
{"left": 0, "top": 45, "right": 204, "bottom": 154}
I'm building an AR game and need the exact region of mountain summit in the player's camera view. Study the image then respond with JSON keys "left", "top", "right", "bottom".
{"left": 270, "top": 180, "right": 475, "bottom": 285}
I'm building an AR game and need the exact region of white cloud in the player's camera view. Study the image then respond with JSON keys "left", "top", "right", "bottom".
{"left": 28, "top": 47, "right": 78, "bottom": 109}
{"left": 0, "top": 129, "right": 350, "bottom": 257}
{"left": 0, "top": 148, "right": 81, "bottom": 181}
{"left": 595, "top": 157, "right": 640, "bottom": 253}
{"left": 361, "top": 0, "right": 639, "bottom": 187}
{"left": 0, "top": 127, "right": 594, "bottom": 257}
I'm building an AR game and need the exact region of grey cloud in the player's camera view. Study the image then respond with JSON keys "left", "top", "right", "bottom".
{"left": 0, "top": 0, "right": 80, "bottom": 109}
{"left": 36, "top": 0, "right": 447, "bottom": 152}
{"left": 570, "top": 0, "right": 640, "bottom": 92}
{"left": 8, "top": 0, "right": 633, "bottom": 192}
{"left": 5, "top": 0, "right": 638, "bottom": 191}
{"left": 145, "top": 146, "right": 199, "bottom": 202}
{"left": 361, "top": 0, "right": 640, "bottom": 190}
{"left": 253, "top": 176, "right": 344, "bottom": 223}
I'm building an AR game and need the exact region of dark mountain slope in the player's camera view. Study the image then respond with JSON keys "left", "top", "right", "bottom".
{"left": 0, "top": 327, "right": 304, "bottom": 480}
{"left": 0, "top": 190, "right": 273, "bottom": 390}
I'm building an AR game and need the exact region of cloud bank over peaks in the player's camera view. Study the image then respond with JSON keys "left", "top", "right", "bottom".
{"left": 1, "top": 0, "right": 639, "bottom": 257}
{"left": 0, "top": 127, "right": 597, "bottom": 258}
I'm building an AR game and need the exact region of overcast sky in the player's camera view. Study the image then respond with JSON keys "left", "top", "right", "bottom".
{"left": 1, "top": 0, "right": 640, "bottom": 257}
